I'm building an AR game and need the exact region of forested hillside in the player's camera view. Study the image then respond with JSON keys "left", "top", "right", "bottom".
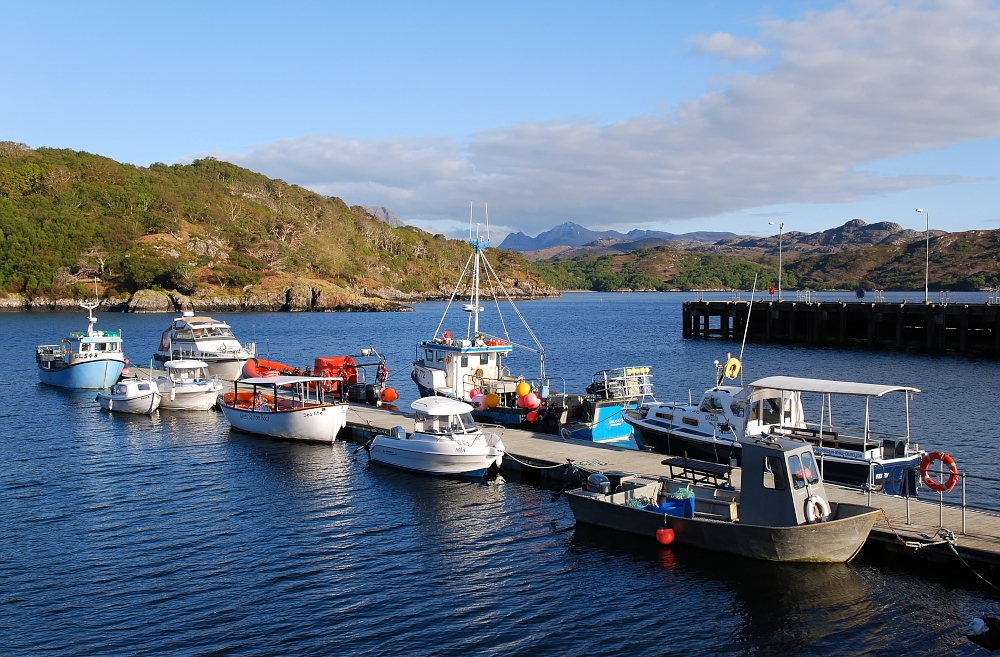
{"left": 0, "top": 143, "right": 553, "bottom": 310}
{"left": 533, "top": 234, "right": 1000, "bottom": 292}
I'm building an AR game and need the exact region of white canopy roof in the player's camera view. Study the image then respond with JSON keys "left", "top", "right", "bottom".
{"left": 164, "top": 359, "right": 210, "bottom": 369}
{"left": 748, "top": 376, "right": 920, "bottom": 397}
{"left": 411, "top": 396, "right": 474, "bottom": 416}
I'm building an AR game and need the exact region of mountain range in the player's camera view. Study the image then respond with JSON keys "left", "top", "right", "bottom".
{"left": 498, "top": 222, "right": 735, "bottom": 254}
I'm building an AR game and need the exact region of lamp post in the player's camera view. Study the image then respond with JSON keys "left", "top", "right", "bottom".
{"left": 915, "top": 208, "right": 929, "bottom": 303}
{"left": 769, "top": 221, "right": 784, "bottom": 300}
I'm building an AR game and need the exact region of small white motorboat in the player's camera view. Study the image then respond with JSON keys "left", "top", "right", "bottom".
{"left": 97, "top": 377, "right": 162, "bottom": 415}
{"left": 217, "top": 376, "right": 348, "bottom": 443}
{"left": 156, "top": 360, "right": 223, "bottom": 411}
{"left": 365, "top": 397, "right": 505, "bottom": 477}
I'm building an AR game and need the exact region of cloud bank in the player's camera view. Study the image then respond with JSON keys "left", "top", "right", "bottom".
{"left": 205, "top": 1, "right": 1000, "bottom": 235}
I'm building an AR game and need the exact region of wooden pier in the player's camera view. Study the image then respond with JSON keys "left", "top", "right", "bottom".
{"left": 344, "top": 404, "right": 1000, "bottom": 580}
{"left": 683, "top": 300, "right": 1000, "bottom": 357}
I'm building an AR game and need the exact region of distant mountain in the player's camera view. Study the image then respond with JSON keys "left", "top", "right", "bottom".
{"left": 363, "top": 206, "right": 405, "bottom": 227}
{"left": 498, "top": 221, "right": 735, "bottom": 252}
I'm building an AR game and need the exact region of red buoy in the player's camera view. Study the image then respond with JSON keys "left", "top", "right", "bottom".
{"left": 380, "top": 388, "right": 398, "bottom": 403}
{"left": 655, "top": 527, "right": 675, "bottom": 545}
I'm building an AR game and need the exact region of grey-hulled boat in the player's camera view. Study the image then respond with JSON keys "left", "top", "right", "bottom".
{"left": 564, "top": 435, "right": 879, "bottom": 563}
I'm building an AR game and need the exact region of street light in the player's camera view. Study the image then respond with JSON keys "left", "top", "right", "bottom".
{"left": 769, "top": 221, "right": 785, "bottom": 300}
{"left": 915, "top": 209, "right": 929, "bottom": 303}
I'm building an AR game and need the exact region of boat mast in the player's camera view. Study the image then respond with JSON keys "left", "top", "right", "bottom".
{"left": 80, "top": 277, "right": 100, "bottom": 336}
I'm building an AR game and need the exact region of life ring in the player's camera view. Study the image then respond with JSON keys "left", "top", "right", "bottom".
{"left": 475, "top": 368, "right": 484, "bottom": 378}
{"left": 804, "top": 495, "right": 830, "bottom": 523}
{"left": 376, "top": 364, "right": 389, "bottom": 384}
{"left": 723, "top": 357, "right": 741, "bottom": 380}
{"left": 443, "top": 331, "right": 452, "bottom": 345}
{"left": 919, "top": 451, "right": 959, "bottom": 493}
{"left": 446, "top": 356, "right": 453, "bottom": 364}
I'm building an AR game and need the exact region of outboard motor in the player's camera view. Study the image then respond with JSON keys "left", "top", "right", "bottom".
{"left": 584, "top": 473, "right": 611, "bottom": 495}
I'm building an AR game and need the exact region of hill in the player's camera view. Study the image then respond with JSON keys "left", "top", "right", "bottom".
{"left": 531, "top": 228, "right": 1000, "bottom": 292}
{"left": 0, "top": 143, "right": 555, "bottom": 311}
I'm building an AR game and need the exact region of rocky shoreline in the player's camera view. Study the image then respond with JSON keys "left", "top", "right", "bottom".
{"left": 0, "top": 283, "right": 560, "bottom": 313}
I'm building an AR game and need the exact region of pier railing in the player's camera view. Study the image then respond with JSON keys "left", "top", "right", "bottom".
{"left": 864, "top": 464, "right": 1000, "bottom": 536}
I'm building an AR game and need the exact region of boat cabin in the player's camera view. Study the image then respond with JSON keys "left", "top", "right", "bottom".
{"left": 414, "top": 338, "right": 513, "bottom": 400}
{"left": 739, "top": 436, "right": 830, "bottom": 526}
{"left": 411, "top": 397, "right": 480, "bottom": 435}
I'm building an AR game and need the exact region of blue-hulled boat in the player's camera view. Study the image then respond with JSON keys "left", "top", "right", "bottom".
{"left": 36, "top": 297, "right": 126, "bottom": 389}
{"left": 552, "top": 367, "right": 654, "bottom": 445}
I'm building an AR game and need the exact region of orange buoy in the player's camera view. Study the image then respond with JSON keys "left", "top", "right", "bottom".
{"left": 380, "top": 387, "right": 398, "bottom": 403}
{"left": 526, "top": 411, "right": 537, "bottom": 422}
{"left": 655, "top": 527, "right": 675, "bottom": 545}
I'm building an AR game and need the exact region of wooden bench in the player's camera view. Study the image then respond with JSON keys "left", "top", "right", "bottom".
{"left": 661, "top": 456, "right": 733, "bottom": 488}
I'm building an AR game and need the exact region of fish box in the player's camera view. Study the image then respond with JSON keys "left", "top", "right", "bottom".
{"left": 647, "top": 498, "right": 695, "bottom": 519}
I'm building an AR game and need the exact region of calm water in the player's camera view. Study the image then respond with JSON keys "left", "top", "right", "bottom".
{"left": 2, "top": 292, "right": 999, "bottom": 655}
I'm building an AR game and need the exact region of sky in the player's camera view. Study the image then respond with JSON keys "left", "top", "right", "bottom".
{"left": 5, "top": 0, "right": 1000, "bottom": 241}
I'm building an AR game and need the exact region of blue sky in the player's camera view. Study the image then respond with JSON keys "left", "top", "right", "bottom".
{"left": 5, "top": 1, "right": 1000, "bottom": 240}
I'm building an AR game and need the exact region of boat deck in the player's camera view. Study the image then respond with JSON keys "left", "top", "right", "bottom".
{"left": 345, "top": 404, "right": 1000, "bottom": 578}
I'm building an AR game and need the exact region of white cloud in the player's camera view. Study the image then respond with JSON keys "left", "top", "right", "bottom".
{"left": 206, "top": 0, "right": 1000, "bottom": 236}
{"left": 688, "top": 32, "right": 770, "bottom": 60}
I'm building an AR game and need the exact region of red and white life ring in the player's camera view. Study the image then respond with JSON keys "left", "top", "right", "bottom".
{"left": 919, "top": 451, "right": 959, "bottom": 493}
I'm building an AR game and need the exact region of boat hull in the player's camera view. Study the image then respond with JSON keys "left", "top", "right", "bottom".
{"left": 565, "top": 490, "right": 877, "bottom": 563}
{"left": 38, "top": 357, "right": 125, "bottom": 389}
{"left": 156, "top": 354, "right": 246, "bottom": 382}
{"left": 219, "top": 402, "right": 347, "bottom": 443}
{"left": 369, "top": 438, "right": 502, "bottom": 477}
{"left": 97, "top": 391, "right": 161, "bottom": 415}
{"left": 159, "top": 388, "right": 221, "bottom": 411}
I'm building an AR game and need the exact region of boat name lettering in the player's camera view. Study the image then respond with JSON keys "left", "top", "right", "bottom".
{"left": 238, "top": 412, "right": 270, "bottom": 421}
{"left": 813, "top": 446, "right": 864, "bottom": 461}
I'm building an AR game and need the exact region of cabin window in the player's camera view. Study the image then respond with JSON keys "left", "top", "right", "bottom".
{"left": 480, "top": 353, "right": 489, "bottom": 365}
{"left": 460, "top": 356, "right": 469, "bottom": 367}
{"left": 730, "top": 400, "right": 747, "bottom": 418}
{"left": 80, "top": 343, "right": 92, "bottom": 352}
{"left": 456, "top": 412, "right": 477, "bottom": 432}
{"left": 801, "top": 452, "right": 820, "bottom": 485}
{"left": 699, "top": 395, "right": 726, "bottom": 413}
{"left": 788, "top": 455, "right": 807, "bottom": 490}
{"left": 763, "top": 455, "right": 787, "bottom": 490}
{"left": 435, "top": 351, "right": 445, "bottom": 363}
{"left": 138, "top": 383, "right": 151, "bottom": 391}
{"left": 761, "top": 398, "right": 785, "bottom": 425}
{"left": 425, "top": 349, "right": 434, "bottom": 362}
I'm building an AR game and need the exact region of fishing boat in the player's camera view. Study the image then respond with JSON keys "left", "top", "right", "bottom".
{"left": 363, "top": 397, "right": 505, "bottom": 477}
{"left": 564, "top": 435, "right": 879, "bottom": 563}
{"left": 155, "top": 360, "right": 223, "bottom": 411}
{"left": 551, "top": 366, "right": 654, "bottom": 444}
{"left": 625, "top": 359, "right": 926, "bottom": 491}
{"left": 153, "top": 312, "right": 256, "bottom": 380}
{"left": 411, "top": 204, "right": 553, "bottom": 430}
{"left": 36, "top": 293, "right": 126, "bottom": 389}
{"left": 242, "top": 347, "right": 398, "bottom": 407}
{"left": 217, "top": 375, "right": 348, "bottom": 443}
{"left": 97, "top": 377, "right": 161, "bottom": 415}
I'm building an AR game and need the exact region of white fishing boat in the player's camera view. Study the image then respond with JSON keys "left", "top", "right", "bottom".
{"left": 97, "top": 377, "right": 161, "bottom": 415}
{"left": 153, "top": 311, "right": 256, "bottom": 380}
{"left": 411, "top": 204, "right": 554, "bottom": 430}
{"left": 364, "top": 397, "right": 504, "bottom": 477}
{"left": 156, "top": 360, "right": 223, "bottom": 411}
{"left": 565, "top": 435, "right": 879, "bottom": 563}
{"left": 217, "top": 376, "right": 348, "bottom": 443}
